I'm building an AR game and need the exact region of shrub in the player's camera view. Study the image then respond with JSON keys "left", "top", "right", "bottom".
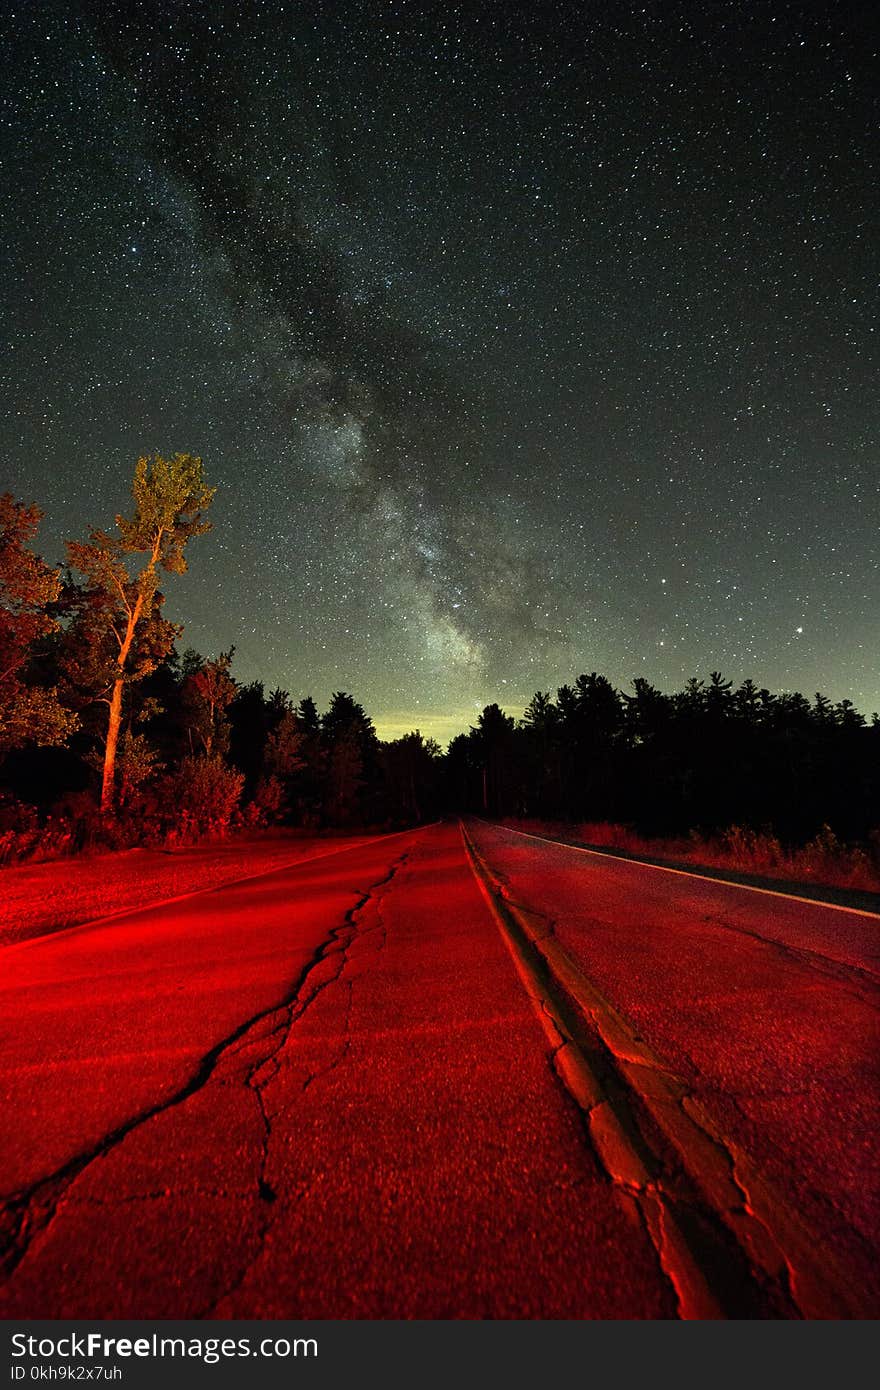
{"left": 250, "top": 774, "right": 286, "bottom": 825}
{"left": 502, "top": 817, "right": 880, "bottom": 894}
{"left": 718, "top": 825, "right": 784, "bottom": 874}
{"left": 0, "top": 795, "right": 41, "bottom": 864}
{"left": 790, "top": 825, "right": 876, "bottom": 889}
{"left": 163, "top": 755, "right": 244, "bottom": 842}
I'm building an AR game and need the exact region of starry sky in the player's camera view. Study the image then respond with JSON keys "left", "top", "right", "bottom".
{"left": 2, "top": 1, "right": 878, "bottom": 741}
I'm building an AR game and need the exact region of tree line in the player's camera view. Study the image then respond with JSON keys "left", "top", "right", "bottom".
{"left": 1, "top": 456, "right": 878, "bottom": 858}
{"left": 449, "top": 673, "right": 879, "bottom": 843}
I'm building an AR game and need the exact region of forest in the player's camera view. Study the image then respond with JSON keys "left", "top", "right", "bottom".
{"left": 1, "top": 457, "right": 878, "bottom": 870}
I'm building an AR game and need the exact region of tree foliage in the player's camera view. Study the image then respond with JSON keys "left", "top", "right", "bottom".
{"left": 67, "top": 454, "right": 214, "bottom": 811}
{"left": 182, "top": 649, "right": 236, "bottom": 757}
{"left": 0, "top": 494, "right": 78, "bottom": 752}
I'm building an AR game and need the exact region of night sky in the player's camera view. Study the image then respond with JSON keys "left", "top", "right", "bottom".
{"left": 3, "top": 1, "right": 877, "bottom": 741}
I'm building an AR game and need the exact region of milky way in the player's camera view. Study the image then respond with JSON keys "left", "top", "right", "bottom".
{"left": 2, "top": 2, "right": 877, "bottom": 738}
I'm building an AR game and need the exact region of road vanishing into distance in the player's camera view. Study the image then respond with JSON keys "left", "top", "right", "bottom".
{"left": 0, "top": 819, "right": 877, "bottom": 1319}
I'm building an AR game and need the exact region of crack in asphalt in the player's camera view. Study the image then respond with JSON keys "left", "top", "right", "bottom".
{"left": 197, "top": 854, "right": 406, "bottom": 1318}
{"left": 487, "top": 855, "right": 876, "bottom": 1001}
{"left": 479, "top": 866, "right": 563, "bottom": 945}
{"left": 545, "top": 1000, "right": 782, "bottom": 1318}
{"left": 556, "top": 937, "right": 839, "bottom": 1318}
{"left": 0, "top": 852, "right": 409, "bottom": 1306}
{"left": 699, "top": 912, "right": 880, "bottom": 997}
{"left": 537, "top": 960, "right": 729, "bottom": 1318}
{"left": 718, "top": 1088, "right": 880, "bottom": 1254}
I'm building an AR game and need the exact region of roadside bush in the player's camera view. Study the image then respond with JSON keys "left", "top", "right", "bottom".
{"left": 250, "top": 774, "right": 286, "bottom": 825}
{"left": 53, "top": 790, "right": 116, "bottom": 854}
{"left": 788, "top": 825, "right": 876, "bottom": 890}
{"left": 0, "top": 790, "right": 122, "bottom": 862}
{"left": 0, "top": 795, "right": 41, "bottom": 864}
{"left": 503, "top": 817, "right": 880, "bottom": 894}
{"left": 717, "top": 825, "right": 784, "bottom": 874}
{"left": 163, "top": 754, "right": 244, "bottom": 842}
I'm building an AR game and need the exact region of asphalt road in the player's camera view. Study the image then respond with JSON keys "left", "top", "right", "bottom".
{"left": 465, "top": 818, "right": 880, "bottom": 1316}
{"left": 0, "top": 819, "right": 876, "bottom": 1318}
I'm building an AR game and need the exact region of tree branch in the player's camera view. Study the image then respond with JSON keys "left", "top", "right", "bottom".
{"left": 109, "top": 569, "right": 132, "bottom": 619}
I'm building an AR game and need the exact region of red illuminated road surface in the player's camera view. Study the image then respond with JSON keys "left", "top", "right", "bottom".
{"left": 0, "top": 820, "right": 877, "bottom": 1318}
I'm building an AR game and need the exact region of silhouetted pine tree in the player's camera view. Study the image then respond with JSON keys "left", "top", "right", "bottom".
{"left": 321, "top": 692, "right": 378, "bottom": 825}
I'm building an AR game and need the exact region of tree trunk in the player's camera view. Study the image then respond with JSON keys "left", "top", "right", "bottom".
{"left": 102, "top": 675, "right": 124, "bottom": 813}
{"left": 100, "top": 578, "right": 149, "bottom": 815}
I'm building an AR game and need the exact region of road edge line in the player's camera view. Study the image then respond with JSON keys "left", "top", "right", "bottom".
{"left": 472, "top": 818, "right": 880, "bottom": 921}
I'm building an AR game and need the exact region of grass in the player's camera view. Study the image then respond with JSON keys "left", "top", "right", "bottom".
{"left": 503, "top": 819, "right": 880, "bottom": 895}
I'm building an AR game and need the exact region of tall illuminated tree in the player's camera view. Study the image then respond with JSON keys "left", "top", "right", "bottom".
{"left": 67, "top": 454, "right": 214, "bottom": 813}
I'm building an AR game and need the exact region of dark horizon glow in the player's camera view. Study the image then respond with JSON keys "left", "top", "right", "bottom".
{"left": 3, "top": 2, "right": 878, "bottom": 743}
